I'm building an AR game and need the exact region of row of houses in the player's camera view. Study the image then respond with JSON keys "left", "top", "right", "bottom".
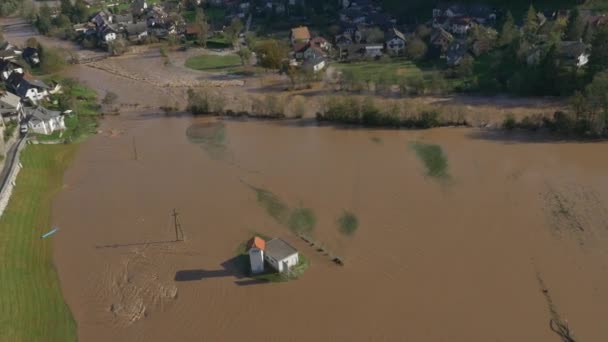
{"left": 75, "top": 1, "right": 181, "bottom": 45}
{"left": 0, "top": 45, "right": 65, "bottom": 135}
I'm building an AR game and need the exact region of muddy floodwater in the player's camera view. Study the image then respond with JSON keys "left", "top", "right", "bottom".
{"left": 52, "top": 108, "right": 608, "bottom": 341}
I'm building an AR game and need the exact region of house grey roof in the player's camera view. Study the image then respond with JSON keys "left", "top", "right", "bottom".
{"left": 431, "top": 27, "right": 453, "bottom": 44}
{"left": 114, "top": 13, "right": 133, "bottom": 24}
{"left": 27, "top": 106, "right": 61, "bottom": 123}
{"left": 386, "top": 28, "right": 406, "bottom": 42}
{"left": 0, "top": 91, "right": 21, "bottom": 110}
{"left": 559, "top": 41, "right": 588, "bottom": 58}
{"left": 265, "top": 238, "right": 298, "bottom": 261}
{"left": 446, "top": 40, "right": 468, "bottom": 66}
{"left": 303, "top": 55, "right": 325, "bottom": 66}
{"left": 126, "top": 21, "right": 148, "bottom": 35}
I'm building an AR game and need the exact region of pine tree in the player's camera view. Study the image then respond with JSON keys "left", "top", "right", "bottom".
{"left": 497, "top": 11, "right": 517, "bottom": 47}
{"left": 523, "top": 4, "right": 538, "bottom": 39}
{"left": 60, "top": 0, "right": 73, "bottom": 18}
{"left": 194, "top": 8, "right": 209, "bottom": 47}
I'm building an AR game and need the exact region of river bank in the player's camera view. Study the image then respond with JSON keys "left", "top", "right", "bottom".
{"left": 0, "top": 144, "right": 79, "bottom": 342}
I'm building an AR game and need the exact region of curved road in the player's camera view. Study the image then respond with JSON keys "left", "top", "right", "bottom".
{"left": 0, "top": 135, "right": 26, "bottom": 193}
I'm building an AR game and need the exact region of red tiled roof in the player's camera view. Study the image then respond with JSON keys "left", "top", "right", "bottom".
{"left": 248, "top": 236, "right": 266, "bottom": 251}
{"left": 291, "top": 26, "right": 311, "bottom": 40}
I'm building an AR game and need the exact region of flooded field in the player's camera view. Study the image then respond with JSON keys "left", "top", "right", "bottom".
{"left": 2, "top": 18, "right": 606, "bottom": 341}
{"left": 52, "top": 110, "right": 608, "bottom": 341}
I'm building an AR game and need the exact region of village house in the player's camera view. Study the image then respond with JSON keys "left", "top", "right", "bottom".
{"left": 290, "top": 26, "right": 311, "bottom": 45}
{"left": 429, "top": 27, "right": 454, "bottom": 58}
{"left": 310, "top": 36, "right": 331, "bottom": 52}
{"left": 0, "top": 91, "right": 24, "bottom": 122}
{"left": 558, "top": 41, "right": 590, "bottom": 68}
{"left": 450, "top": 16, "right": 475, "bottom": 35}
{"left": 264, "top": 238, "right": 299, "bottom": 273}
{"left": 446, "top": 40, "right": 468, "bottom": 66}
{"left": 26, "top": 106, "right": 65, "bottom": 135}
{"left": 303, "top": 56, "right": 326, "bottom": 73}
{"left": 22, "top": 47, "right": 40, "bottom": 67}
{"left": 248, "top": 236, "right": 265, "bottom": 274}
{"left": 0, "top": 60, "right": 24, "bottom": 81}
{"left": 6, "top": 73, "right": 51, "bottom": 104}
{"left": 114, "top": 13, "right": 134, "bottom": 27}
{"left": 385, "top": 28, "right": 406, "bottom": 55}
{"left": 0, "top": 42, "right": 21, "bottom": 61}
{"left": 291, "top": 42, "right": 308, "bottom": 60}
{"left": 91, "top": 10, "right": 112, "bottom": 27}
{"left": 303, "top": 45, "right": 327, "bottom": 60}
{"left": 99, "top": 25, "right": 118, "bottom": 43}
{"left": 132, "top": 0, "right": 148, "bottom": 15}
{"left": 125, "top": 22, "right": 149, "bottom": 41}
{"left": 338, "top": 43, "right": 383, "bottom": 61}
{"left": 248, "top": 237, "right": 300, "bottom": 274}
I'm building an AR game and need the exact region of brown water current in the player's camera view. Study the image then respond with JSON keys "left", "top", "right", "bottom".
{"left": 52, "top": 105, "right": 608, "bottom": 341}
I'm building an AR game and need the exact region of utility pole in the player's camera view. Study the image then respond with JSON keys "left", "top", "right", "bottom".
{"left": 172, "top": 208, "right": 184, "bottom": 241}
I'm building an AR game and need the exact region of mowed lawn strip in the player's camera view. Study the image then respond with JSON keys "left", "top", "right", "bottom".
{"left": 185, "top": 54, "right": 242, "bottom": 71}
{"left": 0, "top": 145, "right": 79, "bottom": 342}
{"left": 334, "top": 59, "right": 424, "bottom": 82}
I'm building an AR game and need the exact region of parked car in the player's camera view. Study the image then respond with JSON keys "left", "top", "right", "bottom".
{"left": 20, "top": 124, "right": 28, "bottom": 136}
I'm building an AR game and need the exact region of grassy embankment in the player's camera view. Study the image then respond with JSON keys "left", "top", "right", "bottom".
{"left": 0, "top": 144, "right": 79, "bottom": 342}
{"left": 0, "top": 79, "right": 99, "bottom": 341}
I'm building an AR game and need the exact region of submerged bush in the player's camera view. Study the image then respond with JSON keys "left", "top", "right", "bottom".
{"left": 288, "top": 208, "right": 316, "bottom": 235}
{"left": 410, "top": 141, "right": 449, "bottom": 179}
{"left": 338, "top": 211, "right": 359, "bottom": 236}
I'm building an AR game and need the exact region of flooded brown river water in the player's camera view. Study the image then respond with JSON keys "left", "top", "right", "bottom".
{"left": 2, "top": 16, "right": 603, "bottom": 341}
{"left": 52, "top": 106, "right": 608, "bottom": 341}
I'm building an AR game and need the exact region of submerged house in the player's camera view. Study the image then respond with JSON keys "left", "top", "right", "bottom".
{"left": 264, "top": 238, "right": 299, "bottom": 273}
{"left": 248, "top": 237, "right": 299, "bottom": 274}
{"left": 26, "top": 106, "right": 65, "bottom": 135}
{"left": 248, "top": 236, "right": 266, "bottom": 274}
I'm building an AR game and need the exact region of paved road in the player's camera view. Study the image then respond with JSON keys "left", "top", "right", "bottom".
{"left": 0, "top": 135, "right": 26, "bottom": 193}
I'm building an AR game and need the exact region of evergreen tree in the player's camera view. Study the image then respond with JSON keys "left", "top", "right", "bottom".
{"left": 497, "top": 11, "right": 517, "bottom": 47}
{"left": 35, "top": 4, "right": 53, "bottom": 34}
{"left": 72, "top": 0, "right": 89, "bottom": 24}
{"left": 538, "top": 44, "right": 559, "bottom": 95}
{"left": 565, "top": 8, "right": 584, "bottom": 41}
{"left": 60, "top": 0, "right": 73, "bottom": 18}
{"left": 523, "top": 4, "right": 538, "bottom": 40}
{"left": 587, "top": 25, "right": 608, "bottom": 80}
{"left": 194, "top": 8, "right": 209, "bottom": 47}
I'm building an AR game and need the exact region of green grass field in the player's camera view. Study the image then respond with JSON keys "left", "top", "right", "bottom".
{"left": 185, "top": 54, "right": 242, "bottom": 72}
{"left": 335, "top": 59, "right": 424, "bottom": 83}
{"left": 0, "top": 144, "right": 79, "bottom": 342}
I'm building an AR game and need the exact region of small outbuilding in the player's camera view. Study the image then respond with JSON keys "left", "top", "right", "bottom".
{"left": 264, "top": 238, "right": 299, "bottom": 273}
{"left": 248, "top": 236, "right": 266, "bottom": 274}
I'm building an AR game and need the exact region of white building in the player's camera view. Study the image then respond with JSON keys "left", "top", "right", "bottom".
{"left": 248, "top": 236, "right": 266, "bottom": 274}
{"left": 0, "top": 91, "right": 24, "bottom": 122}
{"left": 27, "top": 107, "right": 65, "bottom": 135}
{"left": 264, "top": 238, "right": 299, "bottom": 273}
